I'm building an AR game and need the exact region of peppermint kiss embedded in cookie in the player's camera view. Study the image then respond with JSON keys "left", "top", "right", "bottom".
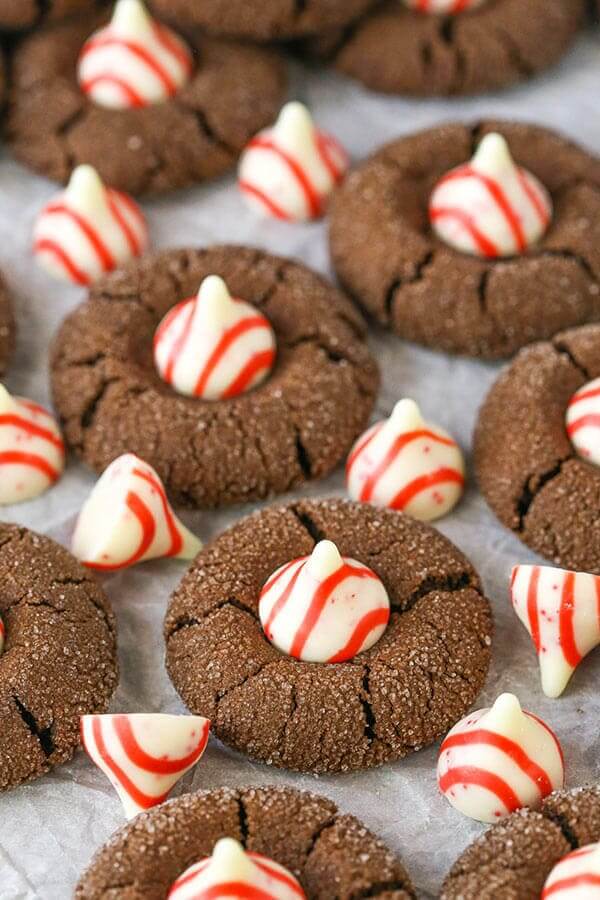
{"left": 511, "top": 564, "right": 600, "bottom": 699}
{"left": 154, "top": 275, "right": 276, "bottom": 400}
{"left": 259, "top": 539, "right": 390, "bottom": 664}
{"left": 346, "top": 398, "right": 465, "bottom": 522}
{"left": 33, "top": 165, "right": 149, "bottom": 286}
{"left": 72, "top": 453, "right": 201, "bottom": 570}
{"left": 542, "top": 842, "right": 600, "bottom": 899}
{"left": 566, "top": 376, "right": 600, "bottom": 466}
{"left": 403, "top": 0, "right": 486, "bottom": 11}
{"left": 437, "top": 692, "right": 565, "bottom": 824}
{"left": 430, "top": 132, "right": 552, "bottom": 259}
{"left": 0, "top": 384, "right": 65, "bottom": 505}
{"left": 81, "top": 713, "right": 210, "bottom": 819}
{"left": 169, "top": 838, "right": 307, "bottom": 900}
{"left": 238, "top": 101, "right": 349, "bottom": 222}
{"left": 78, "top": 0, "right": 193, "bottom": 110}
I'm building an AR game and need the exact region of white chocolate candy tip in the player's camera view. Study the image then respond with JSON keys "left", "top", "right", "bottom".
{"left": 484, "top": 692, "right": 524, "bottom": 732}
{"left": 196, "top": 275, "right": 238, "bottom": 327}
{"left": 112, "top": 0, "right": 153, "bottom": 34}
{"left": 389, "top": 398, "right": 425, "bottom": 431}
{"left": 471, "top": 132, "right": 514, "bottom": 175}
{"left": 65, "top": 165, "right": 109, "bottom": 213}
{"left": 275, "top": 101, "right": 316, "bottom": 150}
{"left": 306, "top": 540, "right": 344, "bottom": 580}
{"left": 211, "top": 838, "right": 256, "bottom": 876}
{"left": 72, "top": 453, "right": 201, "bottom": 571}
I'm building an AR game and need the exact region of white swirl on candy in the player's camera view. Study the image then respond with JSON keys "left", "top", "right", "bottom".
{"left": 81, "top": 713, "right": 210, "bottom": 819}
{"left": 259, "top": 539, "right": 389, "bottom": 664}
{"left": 0, "top": 384, "right": 65, "bottom": 505}
{"left": 511, "top": 564, "right": 600, "bottom": 699}
{"left": 429, "top": 132, "right": 552, "bottom": 258}
{"left": 238, "top": 102, "right": 349, "bottom": 222}
{"left": 437, "top": 693, "right": 565, "bottom": 824}
{"left": 168, "top": 838, "right": 306, "bottom": 900}
{"left": 566, "top": 376, "right": 600, "bottom": 467}
{"left": 346, "top": 398, "right": 465, "bottom": 522}
{"left": 78, "top": 0, "right": 193, "bottom": 110}
{"left": 71, "top": 453, "right": 201, "bottom": 571}
{"left": 33, "top": 165, "right": 149, "bottom": 285}
{"left": 154, "top": 275, "right": 276, "bottom": 400}
{"left": 403, "top": 0, "right": 486, "bottom": 12}
{"left": 542, "top": 842, "right": 600, "bottom": 899}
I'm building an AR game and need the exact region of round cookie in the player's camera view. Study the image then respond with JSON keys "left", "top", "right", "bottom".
{"left": 150, "top": 0, "right": 377, "bottom": 41}
{"left": 307, "top": 0, "right": 584, "bottom": 97}
{"left": 6, "top": 12, "right": 286, "bottom": 195}
{"left": 0, "top": 274, "right": 15, "bottom": 375}
{"left": 165, "top": 498, "right": 493, "bottom": 774}
{"left": 50, "top": 246, "right": 379, "bottom": 508}
{"left": 330, "top": 121, "right": 600, "bottom": 360}
{"left": 441, "top": 785, "right": 600, "bottom": 899}
{"left": 0, "top": 0, "right": 103, "bottom": 31}
{"left": 75, "top": 785, "right": 415, "bottom": 898}
{"left": 0, "top": 522, "right": 118, "bottom": 791}
{"left": 475, "top": 323, "right": 600, "bottom": 574}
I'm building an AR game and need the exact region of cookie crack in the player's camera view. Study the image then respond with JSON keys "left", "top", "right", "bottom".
{"left": 168, "top": 596, "right": 257, "bottom": 639}
{"left": 384, "top": 250, "right": 435, "bottom": 321}
{"left": 516, "top": 457, "right": 571, "bottom": 531}
{"left": 491, "top": 25, "right": 534, "bottom": 80}
{"left": 289, "top": 506, "right": 326, "bottom": 544}
{"left": 552, "top": 337, "right": 592, "bottom": 380}
{"left": 403, "top": 571, "right": 479, "bottom": 611}
{"left": 542, "top": 808, "right": 580, "bottom": 851}
{"left": 352, "top": 880, "right": 416, "bottom": 900}
{"left": 361, "top": 665, "right": 377, "bottom": 744}
{"left": 237, "top": 795, "right": 250, "bottom": 846}
{"left": 13, "top": 696, "right": 55, "bottom": 758}
{"left": 539, "top": 248, "right": 596, "bottom": 284}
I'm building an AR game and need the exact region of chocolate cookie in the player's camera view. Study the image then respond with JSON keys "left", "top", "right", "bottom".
{"left": 475, "top": 323, "right": 600, "bottom": 573}
{"left": 165, "top": 498, "right": 492, "bottom": 774}
{"left": 75, "top": 785, "right": 415, "bottom": 898}
{"left": 442, "top": 785, "right": 600, "bottom": 899}
{"left": 6, "top": 13, "right": 286, "bottom": 194}
{"left": 307, "top": 0, "right": 584, "bottom": 97}
{"left": 50, "top": 246, "right": 378, "bottom": 508}
{"left": 0, "top": 273, "right": 14, "bottom": 375}
{"left": 150, "top": 0, "right": 377, "bottom": 41}
{"left": 0, "top": 522, "right": 118, "bottom": 791}
{"left": 0, "top": 0, "right": 103, "bottom": 31}
{"left": 330, "top": 121, "right": 600, "bottom": 359}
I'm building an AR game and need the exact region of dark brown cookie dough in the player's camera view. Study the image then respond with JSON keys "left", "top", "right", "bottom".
{"left": 442, "top": 785, "right": 600, "bottom": 899}
{"left": 0, "top": 0, "right": 103, "bottom": 31}
{"left": 165, "top": 498, "right": 492, "bottom": 774}
{"left": 75, "top": 785, "right": 415, "bottom": 899}
{"left": 0, "top": 523, "right": 118, "bottom": 791}
{"left": 151, "top": 0, "right": 377, "bottom": 41}
{"left": 50, "top": 246, "right": 379, "bottom": 508}
{"left": 0, "top": 273, "right": 15, "bottom": 375}
{"left": 307, "top": 0, "right": 584, "bottom": 97}
{"left": 6, "top": 12, "right": 286, "bottom": 194}
{"left": 475, "top": 323, "right": 600, "bottom": 573}
{"left": 330, "top": 121, "right": 600, "bottom": 360}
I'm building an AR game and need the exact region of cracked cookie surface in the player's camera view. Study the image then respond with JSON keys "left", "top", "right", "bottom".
{"left": 50, "top": 246, "right": 379, "bottom": 507}
{"left": 0, "top": 522, "right": 118, "bottom": 791}
{"left": 306, "top": 0, "right": 584, "bottom": 97}
{"left": 475, "top": 323, "right": 600, "bottom": 573}
{"left": 330, "top": 121, "right": 600, "bottom": 360}
{"left": 75, "top": 785, "right": 416, "bottom": 899}
{"left": 165, "top": 499, "right": 492, "bottom": 774}
{"left": 150, "top": 0, "right": 377, "bottom": 41}
{"left": 0, "top": 273, "right": 14, "bottom": 375}
{"left": 6, "top": 12, "right": 286, "bottom": 195}
{"left": 0, "top": 0, "right": 103, "bottom": 31}
{"left": 442, "top": 785, "right": 600, "bottom": 899}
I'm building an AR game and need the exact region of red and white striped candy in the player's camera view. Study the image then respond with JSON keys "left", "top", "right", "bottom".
{"left": 33, "top": 165, "right": 148, "bottom": 286}
{"left": 81, "top": 713, "right": 210, "bottom": 819}
{"left": 511, "top": 564, "right": 600, "bottom": 699}
{"left": 71, "top": 453, "right": 201, "bottom": 571}
{"left": 0, "top": 614, "right": 4, "bottom": 654}
{"left": 259, "top": 539, "right": 390, "bottom": 664}
{"left": 566, "top": 377, "right": 600, "bottom": 467}
{"left": 430, "top": 132, "right": 552, "bottom": 258}
{"left": 346, "top": 399, "right": 465, "bottom": 522}
{"left": 542, "top": 842, "right": 600, "bottom": 899}
{"left": 0, "top": 384, "right": 65, "bottom": 505}
{"left": 154, "top": 275, "right": 276, "bottom": 400}
{"left": 238, "top": 102, "right": 349, "bottom": 222}
{"left": 437, "top": 693, "right": 565, "bottom": 824}
{"left": 169, "top": 838, "right": 306, "bottom": 900}
{"left": 403, "top": 0, "right": 485, "bottom": 12}
{"left": 78, "top": 0, "right": 193, "bottom": 110}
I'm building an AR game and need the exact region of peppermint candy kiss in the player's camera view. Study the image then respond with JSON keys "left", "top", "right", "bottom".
{"left": 238, "top": 102, "right": 349, "bottom": 222}
{"left": 33, "top": 165, "right": 148, "bottom": 285}
{"left": 71, "top": 453, "right": 201, "bottom": 571}
{"left": 81, "top": 713, "right": 210, "bottom": 819}
{"left": 437, "top": 693, "right": 565, "bottom": 824}
{"left": 566, "top": 377, "right": 600, "bottom": 466}
{"left": 0, "top": 384, "right": 65, "bottom": 505}
{"left": 259, "top": 540, "right": 390, "bottom": 664}
{"left": 542, "top": 843, "right": 600, "bottom": 899}
{"left": 169, "top": 838, "right": 306, "bottom": 900}
{"left": 346, "top": 399, "right": 465, "bottom": 522}
{"left": 78, "top": 0, "right": 193, "bottom": 110}
{"left": 154, "top": 275, "right": 276, "bottom": 400}
{"left": 403, "top": 0, "right": 486, "bottom": 12}
{"left": 511, "top": 564, "right": 600, "bottom": 699}
{"left": 430, "top": 132, "right": 552, "bottom": 258}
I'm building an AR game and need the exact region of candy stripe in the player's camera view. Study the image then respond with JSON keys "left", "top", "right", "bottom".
{"left": 517, "top": 170, "right": 551, "bottom": 227}
{"left": 107, "top": 194, "right": 143, "bottom": 257}
{"left": 527, "top": 711, "right": 565, "bottom": 770}
{"left": 315, "top": 133, "right": 347, "bottom": 183}
{"left": 527, "top": 565, "right": 542, "bottom": 653}
{"left": 42, "top": 202, "right": 116, "bottom": 272}
{"left": 222, "top": 349, "right": 276, "bottom": 398}
{"left": 113, "top": 715, "right": 209, "bottom": 774}
{"left": 388, "top": 467, "right": 465, "bottom": 510}
{"left": 417, "top": 0, "right": 473, "bottom": 10}
{"left": 559, "top": 571, "right": 581, "bottom": 668}
{"left": 346, "top": 424, "right": 379, "bottom": 474}
{"left": 0, "top": 413, "right": 64, "bottom": 450}
{"left": 183, "top": 885, "right": 276, "bottom": 900}
{"left": 133, "top": 466, "right": 183, "bottom": 558}
{"left": 246, "top": 137, "right": 323, "bottom": 218}
{"left": 566, "top": 413, "right": 600, "bottom": 439}
{"left": 253, "top": 858, "right": 305, "bottom": 895}
{"left": 84, "top": 490, "right": 155, "bottom": 571}
{"left": 568, "top": 386, "right": 600, "bottom": 406}
{"left": 81, "top": 35, "right": 178, "bottom": 95}
{"left": 438, "top": 766, "right": 521, "bottom": 814}
{"left": 157, "top": 301, "right": 195, "bottom": 384}
{"left": 0, "top": 451, "right": 59, "bottom": 482}
{"left": 238, "top": 181, "right": 291, "bottom": 220}
{"left": 32, "top": 238, "right": 91, "bottom": 285}
{"left": 429, "top": 206, "right": 499, "bottom": 257}
{"left": 193, "top": 317, "right": 272, "bottom": 397}
{"left": 543, "top": 874, "right": 600, "bottom": 897}
{"left": 264, "top": 562, "right": 305, "bottom": 635}
{"left": 327, "top": 607, "right": 390, "bottom": 663}
{"left": 81, "top": 74, "right": 145, "bottom": 107}
{"left": 152, "top": 22, "right": 193, "bottom": 73}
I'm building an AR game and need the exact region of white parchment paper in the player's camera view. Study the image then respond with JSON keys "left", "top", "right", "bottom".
{"left": 1, "top": 33, "right": 600, "bottom": 899}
